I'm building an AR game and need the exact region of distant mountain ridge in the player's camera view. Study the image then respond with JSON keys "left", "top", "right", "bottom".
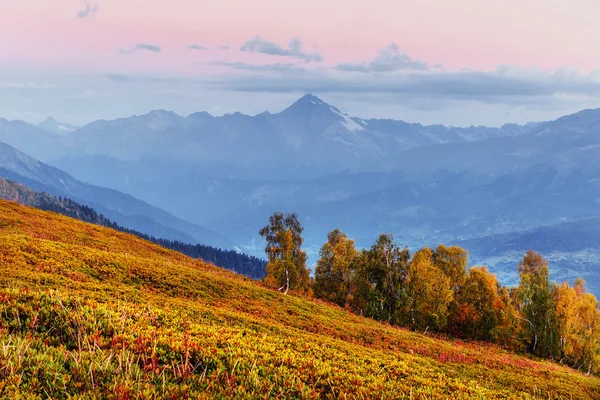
{"left": 452, "top": 218, "right": 600, "bottom": 296}
{"left": 0, "top": 141, "right": 234, "bottom": 250}
{"left": 455, "top": 218, "right": 600, "bottom": 257}
{"left": 0, "top": 94, "right": 535, "bottom": 176}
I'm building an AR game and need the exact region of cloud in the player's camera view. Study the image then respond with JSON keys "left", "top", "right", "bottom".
{"left": 208, "top": 62, "right": 305, "bottom": 73}
{"left": 77, "top": 0, "right": 98, "bottom": 19}
{"left": 104, "top": 73, "right": 189, "bottom": 85}
{"left": 203, "top": 65, "right": 600, "bottom": 105}
{"left": 62, "top": 89, "right": 113, "bottom": 100}
{"left": 105, "top": 41, "right": 600, "bottom": 108}
{"left": 136, "top": 43, "right": 161, "bottom": 52}
{"left": 217, "top": 45, "right": 230, "bottom": 50}
{"left": 335, "top": 44, "right": 428, "bottom": 73}
{"left": 240, "top": 35, "right": 323, "bottom": 62}
{"left": 117, "top": 43, "right": 162, "bottom": 55}
{"left": 0, "top": 82, "right": 59, "bottom": 89}
{"left": 189, "top": 44, "right": 207, "bottom": 50}
{"left": 104, "top": 73, "right": 133, "bottom": 82}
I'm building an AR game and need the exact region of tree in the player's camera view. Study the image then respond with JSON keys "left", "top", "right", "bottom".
{"left": 555, "top": 281, "right": 578, "bottom": 362}
{"left": 495, "top": 286, "right": 526, "bottom": 351}
{"left": 433, "top": 245, "right": 469, "bottom": 333}
{"left": 517, "top": 251, "right": 559, "bottom": 357}
{"left": 352, "top": 234, "right": 409, "bottom": 323}
{"left": 454, "top": 266, "right": 504, "bottom": 341}
{"left": 404, "top": 247, "right": 454, "bottom": 331}
{"left": 313, "top": 229, "right": 359, "bottom": 307}
{"left": 259, "top": 212, "right": 310, "bottom": 294}
{"left": 577, "top": 291, "right": 600, "bottom": 375}
{"left": 432, "top": 245, "right": 468, "bottom": 291}
{"left": 554, "top": 278, "right": 600, "bottom": 374}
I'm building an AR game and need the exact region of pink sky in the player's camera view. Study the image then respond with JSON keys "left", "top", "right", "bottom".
{"left": 3, "top": 0, "right": 600, "bottom": 72}
{"left": 2, "top": 0, "right": 600, "bottom": 126}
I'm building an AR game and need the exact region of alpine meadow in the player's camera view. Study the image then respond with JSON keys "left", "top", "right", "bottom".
{"left": 0, "top": 200, "right": 599, "bottom": 399}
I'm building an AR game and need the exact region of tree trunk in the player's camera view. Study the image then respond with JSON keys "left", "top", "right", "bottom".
{"left": 278, "top": 269, "right": 289, "bottom": 295}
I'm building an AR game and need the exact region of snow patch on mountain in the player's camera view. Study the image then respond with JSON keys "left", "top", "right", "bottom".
{"left": 140, "top": 110, "right": 184, "bottom": 131}
{"left": 330, "top": 107, "right": 364, "bottom": 132}
{"left": 37, "top": 117, "right": 78, "bottom": 135}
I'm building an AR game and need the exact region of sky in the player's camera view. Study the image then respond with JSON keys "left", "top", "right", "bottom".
{"left": 2, "top": 0, "right": 600, "bottom": 126}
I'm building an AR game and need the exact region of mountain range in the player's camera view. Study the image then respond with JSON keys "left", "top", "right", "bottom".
{"left": 2, "top": 94, "right": 600, "bottom": 294}
{"left": 0, "top": 94, "right": 534, "bottom": 178}
{"left": 0, "top": 141, "right": 233, "bottom": 250}
{"left": 453, "top": 218, "right": 600, "bottom": 292}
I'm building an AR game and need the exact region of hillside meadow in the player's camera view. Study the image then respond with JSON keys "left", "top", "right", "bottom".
{"left": 0, "top": 200, "right": 598, "bottom": 398}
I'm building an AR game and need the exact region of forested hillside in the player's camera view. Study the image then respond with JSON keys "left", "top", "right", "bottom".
{"left": 0, "top": 178, "right": 266, "bottom": 279}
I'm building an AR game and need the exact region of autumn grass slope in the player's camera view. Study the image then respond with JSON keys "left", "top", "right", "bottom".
{"left": 0, "top": 200, "right": 598, "bottom": 399}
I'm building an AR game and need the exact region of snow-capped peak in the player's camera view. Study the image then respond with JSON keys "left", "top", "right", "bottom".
{"left": 144, "top": 109, "right": 180, "bottom": 119}
{"left": 135, "top": 110, "right": 185, "bottom": 130}
{"left": 281, "top": 93, "right": 333, "bottom": 115}
{"left": 37, "top": 116, "right": 78, "bottom": 134}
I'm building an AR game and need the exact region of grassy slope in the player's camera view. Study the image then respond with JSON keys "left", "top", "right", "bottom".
{"left": 0, "top": 200, "right": 597, "bottom": 399}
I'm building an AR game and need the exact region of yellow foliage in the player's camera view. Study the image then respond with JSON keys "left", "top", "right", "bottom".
{"left": 0, "top": 200, "right": 598, "bottom": 398}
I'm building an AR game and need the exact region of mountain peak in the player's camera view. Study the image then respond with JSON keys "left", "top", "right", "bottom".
{"left": 145, "top": 109, "right": 180, "bottom": 118}
{"left": 41, "top": 116, "right": 58, "bottom": 124}
{"left": 293, "top": 93, "right": 332, "bottom": 108}
{"left": 188, "top": 111, "right": 213, "bottom": 119}
{"left": 135, "top": 110, "right": 184, "bottom": 130}
{"left": 298, "top": 93, "right": 326, "bottom": 105}
{"left": 37, "top": 116, "right": 78, "bottom": 134}
{"left": 281, "top": 93, "right": 340, "bottom": 116}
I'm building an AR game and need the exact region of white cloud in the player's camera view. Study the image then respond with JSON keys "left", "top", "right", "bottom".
{"left": 204, "top": 63, "right": 600, "bottom": 103}
{"left": 0, "top": 82, "right": 59, "bottom": 89}
{"left": 335, "top": 44, "right": 428, "bottom": 72}
{"left": 208, "top": 62, "right": 305, "bottom": 73}
{"left": 240, "top": 36, "right": 323, "bottom": 62}
{"left": 117, "top": 43, "right": 161, "bottom": 55}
